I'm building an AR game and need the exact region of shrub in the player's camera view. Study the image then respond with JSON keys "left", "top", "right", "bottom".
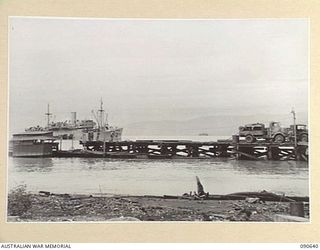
{"left": 8, "top": 185, "right": 32, "bottom": 216}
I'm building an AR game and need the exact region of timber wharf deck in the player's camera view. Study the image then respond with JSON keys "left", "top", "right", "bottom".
{"left": 73, "top": 139, "right": 308, "bottom": 161}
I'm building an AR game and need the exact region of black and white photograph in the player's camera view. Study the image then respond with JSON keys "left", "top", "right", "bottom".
{"left": 7, "top": 17, "right": 309, "bottom": 223}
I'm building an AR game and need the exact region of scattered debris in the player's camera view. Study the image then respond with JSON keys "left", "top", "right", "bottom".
{"left": 39, "top": 191, "right": 51, "bottom": 197}
{"left": 6, "top": 191, "right": 306, "bottom": 222}
{"left": 245, "top": 197, "right": 260, "bottom": 204}
{"left": 7, "top": 180, "right": 308, "bottom": 222}
{"left": 209, "top": 214, "right": 227, "bottom": 221}
{"left": 107, "top": 216, "right": 140, "bottom": 221}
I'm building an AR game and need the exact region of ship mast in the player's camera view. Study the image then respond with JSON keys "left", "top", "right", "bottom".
{"left": 97, "top": 98, "right": 105, "bottom": 130}
{"left": 98, "top": 98, "right": 106, "bottom": 156}
{"left": 45, "top": 103, "right": 52, "bottom": 128}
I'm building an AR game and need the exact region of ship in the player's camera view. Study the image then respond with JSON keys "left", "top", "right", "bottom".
{"left": 25, "top": 104, "right": 96, "bottom": 140}
{"left": 80, "top": 99, "right": 123, "bottom": 143}
{"left": 198, "top": 133, "right": 209, "bottom": 136}
{"left": 46, "top": 113, "right": 96, "bottom": 140}
{"left": 25, "top": 101, "right": 122, "bottom": 142}
{"left": 9, "top": 131, "right": 58, "bottom": 157}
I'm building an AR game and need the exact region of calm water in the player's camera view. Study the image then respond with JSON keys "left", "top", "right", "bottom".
{"left": 8, "top": 136, "right": 309, "bottom": 196}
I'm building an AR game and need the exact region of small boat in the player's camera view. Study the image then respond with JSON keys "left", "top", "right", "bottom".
{"left": 199, "top": 133, "right": 209, "bottom": 136}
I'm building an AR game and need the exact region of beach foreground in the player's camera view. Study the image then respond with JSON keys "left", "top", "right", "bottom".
{"left": 7, "top": 188, "right": 309, "bottom": 222}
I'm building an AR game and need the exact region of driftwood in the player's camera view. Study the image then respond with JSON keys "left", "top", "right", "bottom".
{"left": 226, "top": 191, "right": 296, "bottom": 202}
{"left": 164, "top": 177, "right": 308, "bottom": 202}
{"left": 161, "top": 193, "right": 309, "bottom": 202}
{"left": 207, "top": 191, "right": 309, "bottom": 202}
{"left": 37, "top": 187, "right": 309, "bottom": 203}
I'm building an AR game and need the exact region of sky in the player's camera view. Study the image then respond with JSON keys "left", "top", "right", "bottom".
{"left": 9, "top": 18, "right": 308, "bottom": 134}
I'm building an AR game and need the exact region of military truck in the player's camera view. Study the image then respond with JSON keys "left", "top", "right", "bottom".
{"left": 239, "top": 122, "right": 308, "bottom": 143}
{"left": 286, "top": 124, "right": 308, "bottom": 142}
{"left": 239, "top": 122, "right": 289, "bottom": 143}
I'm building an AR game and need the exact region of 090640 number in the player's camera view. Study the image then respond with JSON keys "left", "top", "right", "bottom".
{"left": 300, "top": 244, "right": 319, "bottom": 248}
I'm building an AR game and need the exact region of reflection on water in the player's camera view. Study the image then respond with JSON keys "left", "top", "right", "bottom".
{"left": 8, "top": 156, "right": 309, "bottom": 196}
{"left": 8, "top": 135, "right": 308, "bottom": 196}
{"left": 12, "top": 158, "right": 54, "bottom": 173}
{"left": 231, "top": 160, "right": 308, "bottom": 176}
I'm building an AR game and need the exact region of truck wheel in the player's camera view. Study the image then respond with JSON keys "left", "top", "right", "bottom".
{"left": 274, "top": 134, "right": 285, "bottom": 143}
{"left": 300, "top": 134, "right": 308, "bottom": 142}
{"left": 245, "top": 135, "right": 255, "bottom": 143}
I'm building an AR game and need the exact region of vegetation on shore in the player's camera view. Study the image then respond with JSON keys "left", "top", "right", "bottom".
{"left": 7, "top": 186, "right": 301, "bottom": 222}
{"left": 7, "top": 185, "right": 32, "bottom": 217}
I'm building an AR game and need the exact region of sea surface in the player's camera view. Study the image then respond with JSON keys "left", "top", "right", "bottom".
{"left": 8, "top": 136, "right": 309, "bottom": 196}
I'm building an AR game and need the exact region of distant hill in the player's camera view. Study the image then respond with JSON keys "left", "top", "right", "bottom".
{"left": 124, "top": 112, "right": 308, "bottom": 136}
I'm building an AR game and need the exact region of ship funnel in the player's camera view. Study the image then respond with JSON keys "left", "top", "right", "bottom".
{"left": 71, "top": 112, "right": 77, "bottom": 125}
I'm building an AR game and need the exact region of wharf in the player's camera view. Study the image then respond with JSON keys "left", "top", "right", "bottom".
{"left": 54, "top": 139, "right": 309, "bottom": 161}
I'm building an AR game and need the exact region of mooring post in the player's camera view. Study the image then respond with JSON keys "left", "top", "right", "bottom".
{"left": 267, "top": 146, "right": 272, "bottom": 160}
{"left": 237, "top": 146, "right": 256, "bottom": 160}
{"left": 295, "top": 146, "right": 302, "bottom": 161}
{"left": 291, "top": 108, "right": 299, "bottom": 160}
{"left": 187, "top": 146, "right": 192, "bottom": 157}
{"left": 171, "top": 145, "right": 177, "bottom": 157}
{"left": 102, "top": 132, "right": 106, "bottom": 157}
{"left": 268, "top": 146, "right": 280, "bottom": 160}
{"left": 236, "top": 143, "right": 240, "bottom": 159}
{"left": 160, "top": 144, "right": 168, "bottom": 155}
{"left": 192, "top": 146, "right": 199, "bottom": 157}
{"left": 219, "top": 145, "right": 229, "bottom": 157}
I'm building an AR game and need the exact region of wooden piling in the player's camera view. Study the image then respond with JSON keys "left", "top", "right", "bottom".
{"left": 79, "top": 140, "right": 308, "bottom": 161}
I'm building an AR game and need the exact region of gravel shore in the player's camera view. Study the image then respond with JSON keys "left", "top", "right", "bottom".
{"left": 7, "top": 192, "right": 302, "bottom": 222}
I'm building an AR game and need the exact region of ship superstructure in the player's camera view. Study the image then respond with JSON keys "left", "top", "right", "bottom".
{"left": 25, "top": 100, "right": 122, "bottom": 141}
{"left": 81, "top": 99, "right": 123, "bottom": 143}
{"left": 25, "top": 104, "right": 96, "bottom": 139}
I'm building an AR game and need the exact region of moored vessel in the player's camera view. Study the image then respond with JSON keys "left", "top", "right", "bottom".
{"left": 80, "top": 99, "right": 123, "bottom": 144}
{"left": 25, "top": 104, "right": 96, "bottom": 140}
{"left": 10, "top": 131, "right": 58, "bottom": 157}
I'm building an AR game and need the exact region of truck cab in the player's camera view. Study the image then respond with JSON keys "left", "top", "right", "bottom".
{"left": 288, "top": 124, "right": 308, "bottom": 142}
{"left": 268, "top": 121, "right": 287, "bottom": 143}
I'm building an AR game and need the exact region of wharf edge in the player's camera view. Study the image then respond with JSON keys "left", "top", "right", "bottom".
{"left": 57, "top": 139, "right": 309, "bottom": 161}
